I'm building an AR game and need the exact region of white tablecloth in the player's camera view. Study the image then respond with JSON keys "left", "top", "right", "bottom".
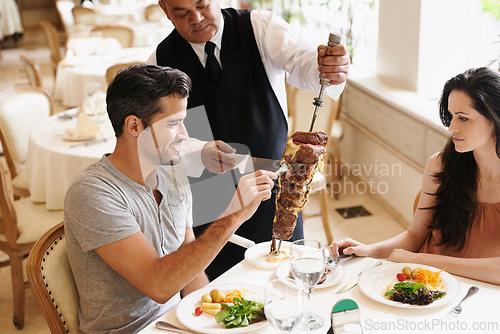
{"left": 26, "top": 111, "right": 116, "bottom": 210}
{"left": 139, "top": 257, "right": 500, "bottom": 334}
{"left": 54, "top": 45, "right": 155, "bottom": 107}
{"left": 0, "top": 0, "right": 23, "bottom": 39}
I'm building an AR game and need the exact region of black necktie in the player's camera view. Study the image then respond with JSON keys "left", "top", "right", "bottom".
{"left": 205, "top": 41, "right": 221, "bottom": 83}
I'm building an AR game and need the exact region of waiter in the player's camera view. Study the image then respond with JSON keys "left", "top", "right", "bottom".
{"left": 148, "top": 0, "right": 350, "bottom": 279}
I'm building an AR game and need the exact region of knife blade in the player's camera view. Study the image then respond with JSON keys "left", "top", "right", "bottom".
{"left": 155, "top": 321, "right": 197, "bottom": 334}
{"left": 336, "top": 260, "right": 383, "bottom": 294}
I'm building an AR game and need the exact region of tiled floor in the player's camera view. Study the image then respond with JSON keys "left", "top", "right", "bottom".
{"left": 0, "top": 30, "right": 406, "bottom": 332}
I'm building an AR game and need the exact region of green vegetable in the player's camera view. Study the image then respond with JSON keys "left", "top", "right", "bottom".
{"left": 385, "top": 281, "right": 425, "bottom": 297}
{"left": 214, "top": 298, "right": 265, "bottom": 328}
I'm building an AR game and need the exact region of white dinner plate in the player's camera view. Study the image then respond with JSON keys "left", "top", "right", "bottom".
{"left": 358, "top": 262, "right": 460, "bottom": 309}
{"left": 176, "top": 283, "right": 268, "bottom": 333}
{"left": 244, "top": 241, "right": 293, "bottom": 270}
{"left": 275, "top": 261, "right": 345, "bottom": 289}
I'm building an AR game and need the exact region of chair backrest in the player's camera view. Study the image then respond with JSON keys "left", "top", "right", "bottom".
{"left": 19, "top": 53, "right": 43, "bottom": 88}
{"left": 27, "top": 222, "right": 80, "bottom": 334}
{"left": 106, "top": 61, "right": 143, "bottom": 85}
{"left": 40, "top": 21, "right": 63, "bottom": 71}
{"left": 0, "top": 160, "right": 18, "bottom": 239}
{"left": 285, "top": 82, "right": 342, "bottom": 135}
{"left": 92, "top": 25, "right": 134, "bottom": 48}
{"left": 413, "top": 189, "right": 422, "bottom": 215}
{"left": 72, "top": 6, "right": 98, "bottom": 26}
{"left": 0, "top": 87, "right": 53, "bottom": 178}
{"left": 144, "top": 4, "right": 165, "bottom": 22}
{"left": 56, "top": 0, "right": 76, "bottom": 33}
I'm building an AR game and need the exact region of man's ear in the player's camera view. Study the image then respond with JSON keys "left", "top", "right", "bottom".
{"left": 123, "top": 115, "right": 144, "bottom": 137}
{"left": 158, "top": 0, "right": 171, "bottom": 20}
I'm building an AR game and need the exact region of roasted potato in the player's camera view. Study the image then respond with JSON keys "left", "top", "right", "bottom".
{"left": 201, "top": 293, "right": 212, "bottom": 303}
{"left": 210, "top": 289, "right": 225, "bottom": 303}
{"left": 402, "top": 266, "right": 412, "bottom": 279}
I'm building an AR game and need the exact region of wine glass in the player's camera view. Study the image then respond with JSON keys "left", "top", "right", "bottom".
{"left": 84, "top": 82, "right": 104, "bottom": 120}
{"left": 264, "top": 279, "right": 304, "bottom": 333}
{"left": 289, "top": 239, "right": 326, "bottom": 330}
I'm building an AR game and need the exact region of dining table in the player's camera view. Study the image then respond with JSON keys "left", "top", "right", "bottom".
{"left": 138, "top": 255, "right": 500, "bottom": 334}
{"left": 54, "top": 42, "right": 156, "bottom": 107}
{"left": 25, "top": 109, "right": 116, "bottom": 211}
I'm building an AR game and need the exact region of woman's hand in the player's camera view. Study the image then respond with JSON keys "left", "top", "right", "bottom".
{"left": 387, "top": 249, "right": 420, "bottom": 263}
{"left": 328, "top": 238, "right": 372, "bottom": 257}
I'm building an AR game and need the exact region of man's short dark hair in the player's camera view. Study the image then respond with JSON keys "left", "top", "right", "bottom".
{"left": 106, "top": 64, "right": 191, "bottom": 137}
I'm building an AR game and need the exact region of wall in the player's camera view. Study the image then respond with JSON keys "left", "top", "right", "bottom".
{"left": 339, "top": 78, "right": 448, "bottom": 225}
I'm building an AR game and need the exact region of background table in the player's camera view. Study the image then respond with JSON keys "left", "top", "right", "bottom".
{"left": 54, "top": 45, "right": 154, "bottom": 107}
{"left": 26, "top": 111, "right": 116, "bottom": 210}
{"left": 139, "top": 257, "right": 500, "bottom": 334}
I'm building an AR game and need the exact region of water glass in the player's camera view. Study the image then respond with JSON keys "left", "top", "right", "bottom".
{"left": 289, "top": 239, "right": 326, "bottom": 330}
{"left": 264, "top": 279, "right": 304, "bottom": 333}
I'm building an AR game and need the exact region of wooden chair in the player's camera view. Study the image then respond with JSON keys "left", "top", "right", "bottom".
{"left": 413, "top": 190, "right": 422, "bottom": 215}
{"left": 0, "top": 161, "right": 63, "bottom": 329}
{"left": 40, "top": 21, "right": 63, "bottom": 76}
{"left": 144, "top": 3, "right": 165, "bottom": 22}
{"left": 0, "top": 87, "right": 54, "bottom": 198}
{"left": 106, "top": 61, "right": 143, "bottom": 85}
{"left": 27, "top": 222, "right": 79, "bottom": 334}
{"left": 92, "top": 25, "right": 134, "bottom": 48}
{"left": 71, "top": 6, "right": 98, "bottom": 26}
{"left": 19, "top": 53, "right": 43, "bottom": 88}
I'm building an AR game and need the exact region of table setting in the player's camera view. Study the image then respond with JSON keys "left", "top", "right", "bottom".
{"left": 138, "top": 236, "right": 500, "bottom": 334}
{"left": 54, "top": 36, "right": 155, "bottom": 107}
{"left": 25, "top": 104, "right": 116, "bottom": 210}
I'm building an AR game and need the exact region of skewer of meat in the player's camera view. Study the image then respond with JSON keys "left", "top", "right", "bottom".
{"left": 272, "top": 131, "right": 328, "bottom": 240}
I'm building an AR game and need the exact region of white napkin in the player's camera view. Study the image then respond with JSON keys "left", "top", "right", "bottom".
{"left": 60, "top": 49, "right": 78, "bottom": 67}
{"left": 65, "top": 111, "right": 101, "bottom": 139}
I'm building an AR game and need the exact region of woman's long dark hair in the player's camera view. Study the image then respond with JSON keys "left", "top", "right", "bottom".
{"left": 428, "top": 67, "right": 500, "bottom": 251}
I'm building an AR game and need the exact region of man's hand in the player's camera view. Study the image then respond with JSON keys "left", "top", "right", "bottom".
{"left": 201, "top": 140, "right": 237, "bottom": 174}
{"left": 317, "top": 44, "right": 350, "bottom": 85}
{"left": 223, "top": 170, "right": 277, "bottom": 222}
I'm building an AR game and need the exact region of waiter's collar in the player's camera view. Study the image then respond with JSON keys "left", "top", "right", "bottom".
{"left": 189, "top": 12, "right": 224, "bottom": 62}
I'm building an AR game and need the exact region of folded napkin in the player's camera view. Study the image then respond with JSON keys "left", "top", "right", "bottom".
{"left": 65, "top": 111, "right": 101, "bottom": 139}
{"left": 60, "top": 49, "right": 78, "bottom": 67}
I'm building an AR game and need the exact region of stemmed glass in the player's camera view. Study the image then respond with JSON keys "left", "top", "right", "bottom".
{"left": 264, "top": 279, "right": 304, "bottom": 333}
{"left": 289, "top": 239, "right": 326, "bottom": 330}
{"left": 84, "top": 82, "right": 105, "bottom": 121}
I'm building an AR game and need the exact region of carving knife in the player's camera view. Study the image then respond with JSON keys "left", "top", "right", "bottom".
{"left": 336, "top": 260, "right": 383, "bottom": 294}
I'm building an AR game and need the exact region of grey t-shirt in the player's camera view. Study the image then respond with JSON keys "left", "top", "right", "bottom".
{"left": 64, "top": 157, "right": 192, "bottom": 334}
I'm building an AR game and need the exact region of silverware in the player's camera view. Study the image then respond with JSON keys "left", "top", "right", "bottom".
{"left": 70, "top": 137, "right": 113, "bottom": 148}
{"left": 336, "top": 259, "right": 383, "bottom": 294}
{"left": 327, "top": 253, "right": 353, "bottom": 265}
{"left": 445, "top": 286, "right": 479, "bottom": 317}
{"left": 155, "top": 321, "right": 198, "bottom": 334}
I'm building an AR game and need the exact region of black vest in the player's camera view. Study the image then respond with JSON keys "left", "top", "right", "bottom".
{"left": 156, "top": 8, "right": 287, "bottom": 160}
{"left": 155, "top": 10, "right": 302, "bottom": 279}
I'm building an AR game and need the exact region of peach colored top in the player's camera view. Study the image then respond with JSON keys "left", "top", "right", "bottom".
{"left": 420, "top": 202, "right": 500, "bottom": 258}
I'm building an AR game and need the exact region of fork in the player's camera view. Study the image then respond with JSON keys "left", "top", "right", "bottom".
{"left": 445, "top": 285, "right": 479, "bottom": 318}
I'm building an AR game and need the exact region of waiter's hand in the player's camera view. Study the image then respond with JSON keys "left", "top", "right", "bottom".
{"left": 201, "top": 140, "right": 237, "bottom": 174}
{"left": 317, "top": 43, "right": 350, "bottom": 86}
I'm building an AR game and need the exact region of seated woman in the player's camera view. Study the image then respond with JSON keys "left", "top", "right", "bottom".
{"left": 329, "top": 67, "right": 500, "bottom": 285}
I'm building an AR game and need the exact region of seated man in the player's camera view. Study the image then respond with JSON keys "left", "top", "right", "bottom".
{"left": 64, "top": 64, "right": 276, "bottom": 333}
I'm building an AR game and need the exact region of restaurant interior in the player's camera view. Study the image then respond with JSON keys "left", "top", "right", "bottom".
{"left": 0, "top": 0, "right": 499, "bottom": 333}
